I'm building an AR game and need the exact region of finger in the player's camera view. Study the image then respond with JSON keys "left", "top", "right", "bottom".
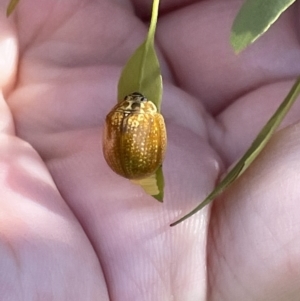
{"left": 208, "top": 123, "right": 300, "bottom": 301}
{"left": 213, "top": 80, "right": 300, "bottom": 165}
{"left": 14, "top": 0, "right": 145, "bottom": 68}
{"left": 157, "top": 1, "right": 300, "bottom": 114}
{"left": 0, "top": 3, "right": 108, "bottom": 298}
{"left": 0, "top": 136, "right": 107, "bottom": 300}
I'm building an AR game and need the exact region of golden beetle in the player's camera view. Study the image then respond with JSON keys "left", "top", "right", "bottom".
{"left": 103, "top": 92, "right": 167, "bottom": 180}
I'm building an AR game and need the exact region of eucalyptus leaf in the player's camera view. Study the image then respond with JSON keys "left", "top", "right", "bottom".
{"left": 117, "top": 0, "right": 165, "bottom": 201}
{"left": 231, "top": 0, "right": 296, "bottom": 53}
{"left": 171, "top": 78, "right": 300, "bottom": 226}
{"left": 118, "top": 0, "right": 162, "bottom": 111}
{"left": 6, "top": 0, "right": 20, "bottom": 16}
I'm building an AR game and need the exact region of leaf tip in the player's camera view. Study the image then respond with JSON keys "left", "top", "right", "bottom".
{"left": 153, "top": 194, "right": 163, "bottom": 202}
{"left": 170, "top": 218, "right": 184, "bottom": 227}
{"left": 170, "top": 214, "right": 189, "bottom": 227}
{"left": 6, "top": 7, "right": 12, "bottom": 17}
{"left": 6, "top": 0, "right": 19, "bottom": 17}
{"left": 230, "top": 31, "right": 247, "bottom": 54}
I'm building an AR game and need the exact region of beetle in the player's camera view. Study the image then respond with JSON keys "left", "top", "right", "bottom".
{"left": 103, "top": 92, "right": 166, "bottom": 180}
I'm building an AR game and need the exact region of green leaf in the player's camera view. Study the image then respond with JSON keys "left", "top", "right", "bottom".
{"left": 117, "top": 0, "right": 162, "bottom": 111}
{"left": 6, "top": 0, "right": 20, "bottom": 17}
{"left": 117, "top": 0, "right": 165, "bottom": 201}
{"left": 171, "top": 77, "right": 300, "bottom": 226}
{"left": 231, "top": 0, "right": 296, "bottom": 53}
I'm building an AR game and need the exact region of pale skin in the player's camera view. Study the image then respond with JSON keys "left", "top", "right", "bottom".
{"left": 1, "top": 0, "right": 300, "bottom": 300}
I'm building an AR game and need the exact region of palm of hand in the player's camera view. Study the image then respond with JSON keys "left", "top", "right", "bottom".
{"left": 2, "top": 0, "right": 300, "bottom": 300}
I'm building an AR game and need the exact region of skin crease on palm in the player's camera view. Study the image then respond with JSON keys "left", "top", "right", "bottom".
{"left": 2, "top": 0, "right": 300, "bottom": 299}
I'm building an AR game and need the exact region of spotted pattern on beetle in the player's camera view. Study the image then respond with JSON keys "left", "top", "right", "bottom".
{"left": 103, "top": 92, "right": 167, "bottom": 180}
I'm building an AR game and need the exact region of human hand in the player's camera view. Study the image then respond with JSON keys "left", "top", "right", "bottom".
{"left": 2, "top": 0, "right": 300, "bottom": 300}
